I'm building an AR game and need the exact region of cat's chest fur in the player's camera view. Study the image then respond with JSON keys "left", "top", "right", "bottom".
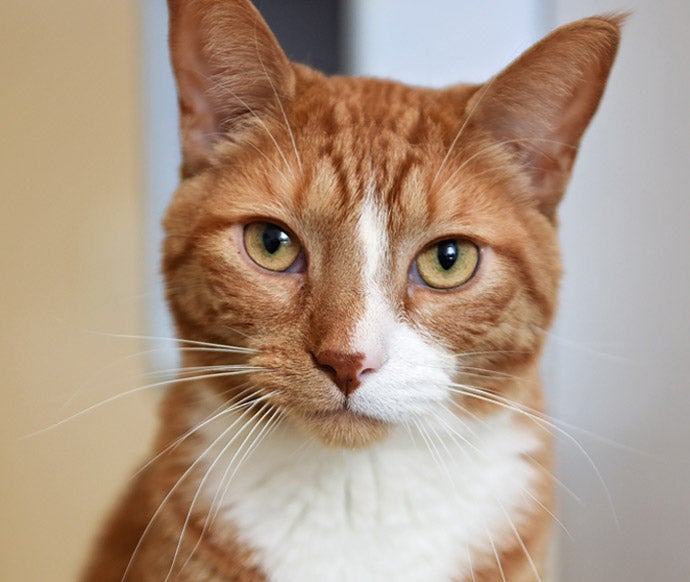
{"left": 207, "top": 411, "right": 540, "bottom": 582}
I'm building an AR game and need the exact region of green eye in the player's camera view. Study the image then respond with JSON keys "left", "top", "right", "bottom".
{"left": 243, "top": 222, "right": 302, "bottom": 272}
{"left": 415, "top": 238, "right": 479, "bottom": 289}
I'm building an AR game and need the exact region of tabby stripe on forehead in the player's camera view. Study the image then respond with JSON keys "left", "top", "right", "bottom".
{"left": 328, "top": 152, "right": 354, "bottom": 209}
{"left": 386, "top": 152, "right": 417, "bottom": 205}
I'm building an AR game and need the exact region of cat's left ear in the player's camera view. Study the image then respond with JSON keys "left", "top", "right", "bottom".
{"left": 468, "top": 15, "right": 623, "bottom": 219}
{"left": 168, "top": 0, "right": 295, "bottom": 178}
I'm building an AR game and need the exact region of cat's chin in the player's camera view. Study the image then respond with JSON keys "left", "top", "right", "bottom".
{"left": 298, "top": 409, "right": 391, "bottom": 449}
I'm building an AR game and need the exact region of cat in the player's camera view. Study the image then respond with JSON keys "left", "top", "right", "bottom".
{"left": 82, "top": 1, "right": 621, "bottom": 580}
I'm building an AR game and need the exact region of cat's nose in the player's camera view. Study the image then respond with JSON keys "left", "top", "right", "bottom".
{"left": 313, "top": 350, "right": 380, "bottom": 396}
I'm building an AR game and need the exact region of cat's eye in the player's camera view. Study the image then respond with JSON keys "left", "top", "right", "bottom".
{"left": 415, "top": 238, "right": 480, "bottom": 289}
{"left": 243, "top": 222, "right": 303, "bottom": 272}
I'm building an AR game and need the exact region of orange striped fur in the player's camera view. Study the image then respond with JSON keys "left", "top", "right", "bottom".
{"left": 83, "top": 2, "right": 621, "bottom": 580}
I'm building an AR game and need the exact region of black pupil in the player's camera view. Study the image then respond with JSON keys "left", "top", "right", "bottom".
{"left": 437, "top": 240, "right": 458, "bottom": 271}
{"left": 262, "top": 224, "right": 289, "bottom": 255}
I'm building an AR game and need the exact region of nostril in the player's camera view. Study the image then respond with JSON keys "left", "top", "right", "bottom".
{"left": 317, "top": 361, "right": 338, "bottom": 381}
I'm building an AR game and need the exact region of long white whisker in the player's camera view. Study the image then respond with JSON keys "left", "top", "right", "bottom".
{"left": 451, "top": 382, "right": 642, "bottom": 455}
{"left": 56, "top": 345, "right": 256, "bottom": 417}
{"left": 243, "top": 137, "right": 288, "bottom": 175}
{"left": 454, "top": 349, "right": 534, "bottom": 358}
{"left": 411, "top": 418, "right": 448, "bottom": 481}
{"left": 209, "top": 406, "right": 283, "bottom": 526}
{"left": 449, "top": 384, "right": 619, "bottom": 529}
{"left": 24, "top": 369, "right": 262, "bottom": 439}
{"left": 441, "top": 405, "right": 572, "bottom": 540}
{"left": 121, "top": 404, "right": 258, "bottom": 581}
{"left": 431, "top": 408, "right": 545, "bottom": 579}
{"left": 455, "top": 365, "right": 533, "bottom": 384}
{"left": 253, "top": 29, "right": 302, "bottom": 174}
{"left": 466, "top": 542, "right": 477, "bottom": 582}
{"left": 178, "top": 407, "right": 283, "bottom": 576}
{"left": 498, "top": 500, "right": 542, "bottom": 582}
{"left": 432, "top": 78, "right": 497, "bottom": 187}
{"left": 458, "top": 403, "right": 584, "bottom": 507}
{"left": 164, "top": 403, "right": 277, "bottom": 580}
{"left": 212, "top": 75, "right": 294, "bottom": 178}
{"left": 413, "top": 416, "right": 501, "bottom": 578}
{"left": 147, "top": 364, "right": 258, "bottom": 380}
{"left": 437, "top": 137, "right": 575, "bottom": 194}
{"left": 486, "top": 524, "right": 507, "bottom": 582}
{"left": 529, "top": 324, "right": 638, "bottom": 366}
{"left": 87, "top": 330, "right": 257, "bottom": 353}
{"left": 131, "top": 387, "right": 268, "bottom": 480}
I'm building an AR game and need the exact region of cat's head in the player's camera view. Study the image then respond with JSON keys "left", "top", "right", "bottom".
{"left": 163, "top": 0, "right": 621, "bottom": 447}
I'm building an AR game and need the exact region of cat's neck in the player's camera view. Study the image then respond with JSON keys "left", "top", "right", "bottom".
{"left": 176, "top": 386, "right": 544, "bottom": 581}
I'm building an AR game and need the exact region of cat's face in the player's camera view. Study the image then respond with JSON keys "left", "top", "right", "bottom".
{"left": 163, "top": 0, "right": 619, "bottom": 448}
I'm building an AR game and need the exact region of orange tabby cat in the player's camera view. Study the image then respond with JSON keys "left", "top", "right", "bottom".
{"left": 83, "top": 1, "right": 621, "bottom": 580}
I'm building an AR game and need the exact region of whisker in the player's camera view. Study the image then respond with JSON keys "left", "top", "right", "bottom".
{"left": 205, "top": 407, "right": 283, "bottom": 541}
{"left": 121, "top": 403, "right": 262, "bottom": 581}
{"left": 498, "top": 500, "right": 542, "bottom": 582}
{"left": 430, "top": 409, "right": 547, "bottom": 578}
{"left": 431, "top": 78, "right": 497, "bottom": 187}
{"left": 253, "top": 28, "right": 302, "bottom": 174}
{"left": 453, "top": 348, "right": 534, "bottom": 358}
{"left": 410, "top": 418, "right": 449, "bottom": 483}
{"left": 212, "top": 75, "right": 294, "bottom": 179}
{"left": 455, "top": 161, "right": 545, "bottom": 184}
{"left": 131, "top": 386, "right": 265, "bottom": 480}
{"left": 451, "top": 382, "right": 644, "bottom": 455}
{"left": 486, "top": 525, "right": 507, "bottom": 582}
{"left": 179, "top": 407, "right": 283, "bottom": 577}
{"left": 529, "top": 324, "right": 638, "bottom": 366}
{"left": 420, "top": 414, "right": 506, "bottom": 582}
{"left": 466, "top": 543, "right": 477, "bottom": 582}
{"left": 24, "top": 369, "right": 262, "bottom": 439}
{"left": 146, "top": 364, "right": 258, "bottom": 380}
{"left": 455, "top": 365, "right": 530, "bottom": 383}
{"left": 242, "top": 137, "right": 287, "bottom": 175}
{"left": 423, "top": 416, "right": 462, "bottom": 492}
{"left": 442, "top": 402, "right": 573, "bottom": 540}
{"left": 448, "top": 384, "right": 620, "bottom": 529}
{"left": 86, "top": 330, "right": 258, "bottom": 353}
{"left": 56, "top": 345, "right": 257, "bottom": 417}
{"left": 437, "top": 137, "right": 575, "bottom": 194}
{"left": 164, "top": 403, "right": 278, "bottom": 580}
{"left": 457, "top": 403, "right": 584, "bottom": 507}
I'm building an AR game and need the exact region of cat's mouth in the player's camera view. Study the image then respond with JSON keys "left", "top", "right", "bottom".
{"left": 299, "top": 407, "right": 391, "bottom": 449}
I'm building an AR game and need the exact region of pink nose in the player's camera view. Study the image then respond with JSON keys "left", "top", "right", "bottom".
{"left": 313, "top": 350, "right": 381, "bottom": 396}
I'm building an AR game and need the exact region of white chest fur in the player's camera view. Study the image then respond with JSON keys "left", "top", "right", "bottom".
{"left": 210, "top": 411, "right": 541, "bottom": 582}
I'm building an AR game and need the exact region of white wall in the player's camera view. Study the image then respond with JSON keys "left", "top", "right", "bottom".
{"left": 347, "top": 0, "right": 546, "bottom": 86}
{"left": 551, "top": 0, "right": 690, "bottom": 579}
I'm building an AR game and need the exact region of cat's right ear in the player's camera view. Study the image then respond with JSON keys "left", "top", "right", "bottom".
{"left": 168, "top": 0, "right": 295, "bottom": 178}
{"left": 465, "top": 16, "right": 622, "bottom": 220}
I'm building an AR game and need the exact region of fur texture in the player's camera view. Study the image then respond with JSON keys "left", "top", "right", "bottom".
{"left": 82, "top": 2, "right": 621, "bottom": 580}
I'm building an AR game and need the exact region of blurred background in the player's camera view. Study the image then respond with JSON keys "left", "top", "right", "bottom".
{"left": 1, "top": 0, "right": 688, "bottom": 580}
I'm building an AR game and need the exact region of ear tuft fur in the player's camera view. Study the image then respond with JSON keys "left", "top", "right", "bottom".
{"left": 468, "top": 15, "right": 623, "bottom": 218}
{"left": 168, "top": 0, "right": 295, "bottom": 177}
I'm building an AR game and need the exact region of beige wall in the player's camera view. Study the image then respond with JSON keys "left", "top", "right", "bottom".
{"left": 0, "top": 1, "right": 157, "bottom": 580}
